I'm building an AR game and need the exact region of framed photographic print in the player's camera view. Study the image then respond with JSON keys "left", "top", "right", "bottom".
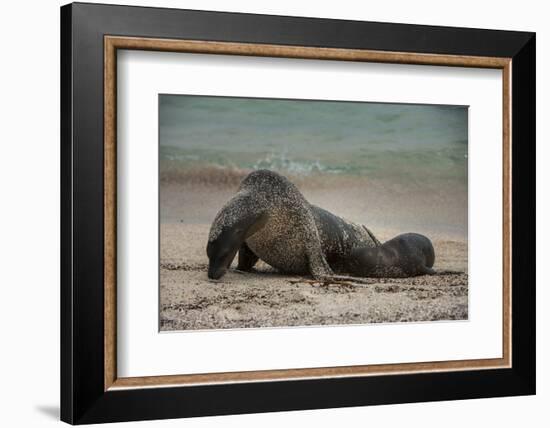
{"left": 60, "top": 2, "right": 535, "bottom": 424}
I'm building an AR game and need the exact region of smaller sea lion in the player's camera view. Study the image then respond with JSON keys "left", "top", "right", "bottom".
{"left": 350, "top": 233, "right": 435, "bottom": 278}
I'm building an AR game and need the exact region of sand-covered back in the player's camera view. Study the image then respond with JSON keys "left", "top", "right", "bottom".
{"left": 160, "top": 173, "right": 468, "bottom": 331}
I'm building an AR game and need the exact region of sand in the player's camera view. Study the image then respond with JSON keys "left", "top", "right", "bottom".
{"left": 159, "top": 177, "right": 468, "bottom": 331}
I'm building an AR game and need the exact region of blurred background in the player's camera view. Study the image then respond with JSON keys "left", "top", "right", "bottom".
{"left": 159, "top": 94, "right": 468, "bottom": 238}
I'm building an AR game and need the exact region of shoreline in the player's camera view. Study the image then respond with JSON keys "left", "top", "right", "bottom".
{"left": 160, "top": 177, "right": 468, "bottom": 239}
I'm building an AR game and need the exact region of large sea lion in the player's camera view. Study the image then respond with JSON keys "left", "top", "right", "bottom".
{"left": 350, "top": 233, "right": 435, "bottom": 277}
{"left": 206, "top": 169, "right": 380, "bottom": 280}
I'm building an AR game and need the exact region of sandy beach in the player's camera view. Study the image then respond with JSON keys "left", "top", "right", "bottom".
{"left": 160, "top": 175, "right": 468, "bottom": 331}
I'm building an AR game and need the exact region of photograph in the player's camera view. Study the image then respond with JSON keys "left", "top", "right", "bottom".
{"left": 159, "top": 94, "right": 469, "bottom": 331}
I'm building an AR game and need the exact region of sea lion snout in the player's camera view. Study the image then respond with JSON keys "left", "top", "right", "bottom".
{"left": 207, "top": 263, "right": 227, "bottom": 280}
{"left": 206, "top": 215, "right": 260, "bottom": 279}
{"left": 206, "top": 239, "right": 239, "bottom": 280}
{"left": 207, "top": 198, "right": 269, "bottom": 280}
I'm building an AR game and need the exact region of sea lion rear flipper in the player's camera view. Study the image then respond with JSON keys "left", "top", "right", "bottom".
{"left": 237, "top": 242, "right": 259, "bottom": 271}
{"left": 362, "top": 225, "right": 382, "bottom": 247}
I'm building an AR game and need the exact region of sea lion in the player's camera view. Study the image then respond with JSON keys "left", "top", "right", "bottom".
{"left": 349, "top": 233, "right": 435, "bottom": 277}
{"left": 206, "top": 169, "right": 380, "bottom": 280}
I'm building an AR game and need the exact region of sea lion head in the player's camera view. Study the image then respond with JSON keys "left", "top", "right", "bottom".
{"left": 207, "top": 193, "right": 267, "bottom": 279}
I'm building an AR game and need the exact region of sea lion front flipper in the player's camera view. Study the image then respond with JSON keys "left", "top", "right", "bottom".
{"left": 307, "top": 240, "right": 334, "bottom": 278}
{"left": 237, "top": 242, "right": 259, "bottom": 271}
{"left": 306, "top": 241, "right": 375, "bottom": 284}
{"left": 302, "top": 210, "right": 334, "bottom": 278}
{"left": 304, "top": 217, "right": 373, "bottom": 284}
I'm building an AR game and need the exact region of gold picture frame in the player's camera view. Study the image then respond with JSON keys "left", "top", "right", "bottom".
{"left": 103, "top": 36, "right": 512, "bottom": 391}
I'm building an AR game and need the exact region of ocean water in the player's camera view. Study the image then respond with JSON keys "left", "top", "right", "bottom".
{"left": 159, "top": 94, "right": 468, "bottom": 186}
